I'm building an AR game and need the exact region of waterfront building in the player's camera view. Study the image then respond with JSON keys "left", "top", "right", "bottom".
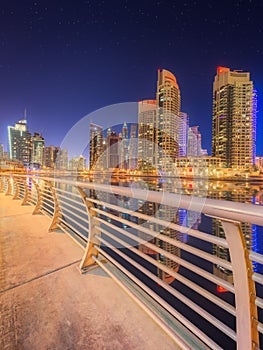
{"left": 8, "top": 119, "right": 32, "bottom": 166}
{"left": 156, "top": 69, "right": 181, "bottom": 173}
{"left": 174, "top": 156, "right": 222, "bottom": 177}
{"left": 128, "top": 124, "right": 137, "bottom": 170}
{"left": 138, "top": 100, "right": 157, "bottom": 170}
{"left": 179, "top": 112, "right": 189, "bottom": 157}
{"left": 44, "top": 146, "right": 60, "bottom": 168}
{"left": 107, "top": 129, "right": 120, "bottom": 170}
{"left": 119, "top": 122, "right": 129, "bottom": 169}
{"left": 188, "top": 126, "right": 203, "bottom": 157}
{"left": 89, "top": 123, "right": 103, "bottom": 170}
{"left": 212, "top": 66, "right": 257, "bottom": 168}
{"left": 32, "top": 132, "right": 45, "bottom": 168}
{"left": 55, "top": 148, "right": 68, "bottom": 170}
{"left": 69, "top": 155, "right": 86, "bottom": 171}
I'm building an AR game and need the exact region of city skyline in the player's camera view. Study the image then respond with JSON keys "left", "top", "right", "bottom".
{"left": 0, "top": 1, "right": 262, "bottom": 154}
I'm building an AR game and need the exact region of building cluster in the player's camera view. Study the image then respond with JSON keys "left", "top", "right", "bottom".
{"left": 1, "top": 66, "right": 258, "bottom": 176}
{"left": 89, "top": 122, "right": 137, "bottom": 172}
{"left": 2, "top": 117, "right": 86, "bottom": 171}
{"left": 90, "top": 66, "right": 257, "bottom": 176}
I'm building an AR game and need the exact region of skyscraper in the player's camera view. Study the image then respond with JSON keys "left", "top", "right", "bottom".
{"left": 156, "top": 69, "right": 181, "bottom": 173}
{"left": 107, "top": 129, "right": 120, "bottom": 169}
{"left": 178, "top": 112, "right": 189, "bottom": 157}
{"left": 44, "top": 145, "right": 60, "bottom": 168}
{"left": 55, "top": 148, "right": 68, "bottom": 170}
{"left": 8, "top": 119, "right": 32, "bottom": 166}
{"left": 128, "top": 124, "right": 137, "bottom": 170}
{"left": 188, "top": 126, "right": 202, "bottom": 157}
{"left": 32, "top": 132, "right": 45, "bottom": 168}
{"left": 138, "top": 100, "right": 157, "bottom": 169}
{"left": 119, "top": 122, "right": 129, "bottom": 169}
{"left": 89, "top": 123, "right": 103, "bottom": 170}
{"left": 212, "top": 66, "right": 257, "bottom": 168}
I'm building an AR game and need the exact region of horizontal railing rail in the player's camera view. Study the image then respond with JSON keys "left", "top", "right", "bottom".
{"left": 0, "top": 173, "right": 262, "bottom": 350}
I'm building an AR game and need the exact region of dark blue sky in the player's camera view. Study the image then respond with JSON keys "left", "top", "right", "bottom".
{"left": 0, "top": 0, "right": 263, "bottom": 154}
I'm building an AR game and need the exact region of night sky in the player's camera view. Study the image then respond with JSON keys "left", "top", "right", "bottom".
{"left": 0, "top": 0, "right": 263, "bottom": 154}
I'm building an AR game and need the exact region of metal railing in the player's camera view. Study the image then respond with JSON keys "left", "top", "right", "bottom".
{"left": 0, "top": 173, "right": 262, "bottom": 350}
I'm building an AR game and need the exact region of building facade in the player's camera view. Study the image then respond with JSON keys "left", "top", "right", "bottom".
{"left": 178, "top": 112, "right": 189, "bottom": 157}
{"left": 138, "top": 100, "right": 157, "bottom": 170}
{"left": 212, "top": 66, "right": 257, "bottom": 168}
{"left": 128, "top": 124, "right": 137, "bottom": 170}
{"left": 156, "top": 69, "right": 181, "bottom": 173}
{"left": 107, "top": 129, "right": 120, "bottom": 169}
{"left": 89, "top": 123, "right": 103, "bottom": 170}
{"left": 8, "top": 119, "right": 32, "bottom": 166}
{"left": 32, "top": 132, "right": 45, "bottom": 168}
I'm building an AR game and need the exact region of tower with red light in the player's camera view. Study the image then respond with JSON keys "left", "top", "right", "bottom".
{"left": 212, "top": 67, "right": 256, "bottom": 168}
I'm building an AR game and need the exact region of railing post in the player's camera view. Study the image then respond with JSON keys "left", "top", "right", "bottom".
{"left": 5, "top": 176, "right": 12, "bottom": 196}
{"left": 12, "top": 177, "right": 21, "bottom": 200}
{"left": 32, "top": 179, "right": 44, "bottom": 215}
{"left": 221, "top": 219, "right": 259, "bottom": 350}
{"left": 47, "top": 182, "right": 62, "bottom": 232}
{"left": 21, "top": 178, "right": 31, "bottom": 205}
{"left": 77, "top": 186, "right": 101, "bottom": 272}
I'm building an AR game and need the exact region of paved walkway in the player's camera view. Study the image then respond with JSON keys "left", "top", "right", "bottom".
{"left": 0, "top": 194, "right": 180, "bottom": 350}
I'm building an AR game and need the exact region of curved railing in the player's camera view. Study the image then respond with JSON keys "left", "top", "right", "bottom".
{"left": 0, "top": 173, "right": 262, "bottom": 350}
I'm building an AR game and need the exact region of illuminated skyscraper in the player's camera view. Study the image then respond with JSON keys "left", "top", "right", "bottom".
{"left": 55, "top": 148, "right": 68, "bottom": 170}
{"left": 212, "top": 66, "right": 257, "bottom": 168}
{"left": 138, "top": 100, "right": 157, "bottom": 169}
{"left": 156, "top": 69, "right": 181, "bottom": 173}
{"left": 44, "top": 146, "right": 60, "bottom": 168}
{"left": 188, "top": 126, "right": 202, "bottom": 157}
{"left": 8, "top": 119, "right": 32, "bottom": 166}
{"left": 128, "top": 124, "right": 137, "bottom": 170}
{"left": 107, "top": 129, "right": 120, "bottom": 169}
{"left": 119, "top": 122, "right": 129, "bottom": 169}
{"left": 69, "top": 155, "right": 86, "bottom": 171}
{"left": 32, "top": 132, "right": 45, "bottom": 168}
{"left": 90, "top": 123, "right": 103, "bottom": 170}
{"left": 179, "top": 112, "right": 189, "bottom": 157}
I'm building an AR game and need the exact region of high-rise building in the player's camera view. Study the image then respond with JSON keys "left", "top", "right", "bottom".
{"left": 179, "top": 112, "right": 189, "bottom": 157}
{"left": 44, "top": 146, "right": 60, "bottom": 168}
{"left": 138, "top": 100, "right": 157, "bottom": 169}
{"left": 69, "top": 155, "right": 86, "bottom": 171}
{"left": 8, "top": 119, "right": 32, "bottom": 166}
{"left": 119, "top": 122, "right": 129, "bottom": 169}
{"left": 55, "top": 148, "right": 68, "bottom": 170}
{"left": 128, "top": 124, "right": 137, "bottom": 170}
{"left": 156, "top": 69, "right": 181, "bottom": 173}
{"left": 212, "top": 66, "right": 257, "bottom": 168}
{"left": 89, "top": 123, "right": 103, "bottom": 170}
{"left": 188, "top": 126, "right": 202, "bottom": 157}
{"left": 107, "top": 129, "right": 120, "bottom": 169}
{"left": 32, "top": 132, "right": 45, "bottom": 168}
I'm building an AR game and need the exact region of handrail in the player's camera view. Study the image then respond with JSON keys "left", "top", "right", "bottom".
{"left": 3, "top": 173, "right": 263, "bottom": 225}
{"left": 1, "top": 173, "right": 262, "bottom": 350}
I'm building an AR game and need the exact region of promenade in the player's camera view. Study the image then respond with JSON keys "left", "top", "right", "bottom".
{"left": 0, "top": 194, "right": 179, "bottom": 350}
